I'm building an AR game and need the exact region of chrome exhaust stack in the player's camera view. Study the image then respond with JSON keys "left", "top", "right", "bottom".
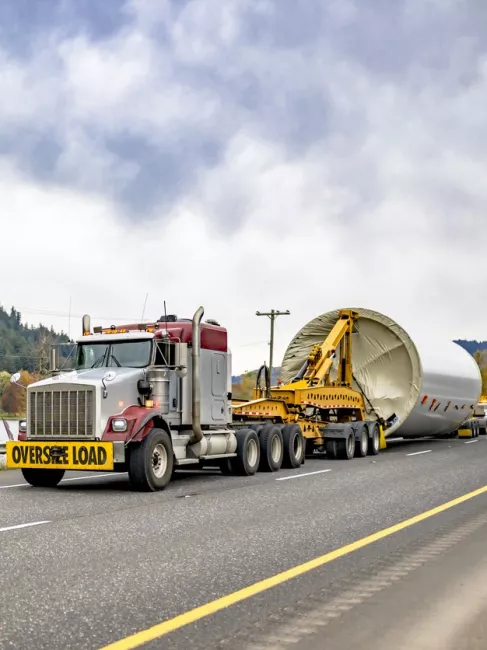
{"left": 189, "top": 306, "right": 204, "bottom": 445}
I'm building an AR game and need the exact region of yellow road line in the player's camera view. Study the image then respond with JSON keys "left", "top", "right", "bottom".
{"left": 100, "top": 484, "right": 487, "bottom": 650}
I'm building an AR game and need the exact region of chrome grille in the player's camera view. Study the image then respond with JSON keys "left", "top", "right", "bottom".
{"left": 28, "top": 388, "right": 95, "bottom": 438}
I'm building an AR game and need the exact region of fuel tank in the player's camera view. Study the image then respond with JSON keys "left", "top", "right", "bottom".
{"left": 280, "top": 308, "right": 482, "bottom": 438}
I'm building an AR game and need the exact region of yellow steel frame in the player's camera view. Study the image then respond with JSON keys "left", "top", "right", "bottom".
{"left": 232, "top": 310, "right": 368, "bottom": 445}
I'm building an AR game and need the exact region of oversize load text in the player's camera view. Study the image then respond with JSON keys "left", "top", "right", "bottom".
{"left": 8, "top": 444, "right": 112, "bottom": 468}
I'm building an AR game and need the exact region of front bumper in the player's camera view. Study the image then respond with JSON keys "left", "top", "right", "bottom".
{"left": 5, "top": 440, "right": 125, "bottom": 471}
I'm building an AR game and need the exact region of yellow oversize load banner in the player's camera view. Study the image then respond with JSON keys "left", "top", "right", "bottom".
{"left": 6, "top": 441, "right": 114, "bottom": 471}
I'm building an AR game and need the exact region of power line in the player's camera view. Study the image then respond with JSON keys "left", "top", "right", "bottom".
{"left": 15, "top": 307, "right": 143, "bottom": 322}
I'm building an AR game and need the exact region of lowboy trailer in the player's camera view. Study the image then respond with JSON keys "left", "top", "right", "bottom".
{"left": 232, "top": 309, "right": 387, "bottom": 459}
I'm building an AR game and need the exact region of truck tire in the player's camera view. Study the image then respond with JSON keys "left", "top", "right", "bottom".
{"left": 258, "top": 425, "right": 283, "bottom": 472}
{"left": 231, "top": 428, "right": 260, "bottom": 476}
{"left": 281, "top": 424, "right": 304, "bottom": 468}
{"left": 354, "top": 426, "right": 369, "bottom": 457}
{"left": 368, "top": 423, "right": 380, "bottom": 456}
{"left": 128, "top": 428, "right": 174, "bottom": 492}
{"left": 336, "top": 433, "right": 355, "bottom": 460}
{"left": 21, "top": 468, "right": 65, "bottom": 488}
{"left": 219, "top": 458, "right": 234, "bottom": 475}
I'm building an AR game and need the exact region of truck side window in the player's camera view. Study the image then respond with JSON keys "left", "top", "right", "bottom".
{"left": 155, "top": 341, "right": 176, "bottom": 366}
{"left": 155, "top": 342, "right": 167, "bottom": 366}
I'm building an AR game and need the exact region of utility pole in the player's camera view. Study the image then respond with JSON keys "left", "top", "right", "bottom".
{"left": 256, "top": 309, "right": 290, "bottom": 396}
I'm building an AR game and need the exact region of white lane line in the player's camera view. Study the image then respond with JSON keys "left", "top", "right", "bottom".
{"left": 276, "top": 469, "right": 332, "bottom": 481}
{"left": 465, "top": 440, "right": 479, "bottom": 444}
{"left": 61, "top": 473, "right": 117, "bottom": 482}
{"left": 406, "top": 450, "right": 432, "bottom": 457}
{"left": 0, "top": 520, "right": 50, "bottom": 533}
{"left": 0, "top": 472, "right": 120, "bottom": 490}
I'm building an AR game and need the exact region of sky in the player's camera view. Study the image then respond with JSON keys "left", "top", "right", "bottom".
{"left": 1, "top": 0, "right": 486, "bottom": 375}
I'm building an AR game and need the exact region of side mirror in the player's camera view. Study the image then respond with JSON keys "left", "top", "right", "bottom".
{"left": 101, "top": 371, "right": 116, "bottom": 399}
{"left": 10, "top": 372, "right": 27, "bottom": 391}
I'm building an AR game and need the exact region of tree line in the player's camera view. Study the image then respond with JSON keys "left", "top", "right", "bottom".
{"left": 0, "top": 304, "right": 72, "bottom": 416}
{"left": 0, "top": 305, "right": 71, "bottom": 375}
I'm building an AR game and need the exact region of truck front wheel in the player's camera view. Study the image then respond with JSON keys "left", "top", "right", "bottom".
{"left": 21, "top": 468, "right": 65, "bottom": 488}
{"left": 128, "top": 428, "right": 174, "bottom": 492}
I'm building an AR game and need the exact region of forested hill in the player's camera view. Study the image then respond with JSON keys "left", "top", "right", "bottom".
{"left": 0, "top": 305, "right": 70, "bottom": 374}
{"left": 454, "top": 340, "right": 487, "bottom": 355}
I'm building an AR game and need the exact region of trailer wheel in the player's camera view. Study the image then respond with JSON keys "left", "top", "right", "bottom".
{"left": 305, "top": 439, "right": 315, "bottom": 457}
{"left": 21, "top": 468, "right": 65, "bottom": 488}
{"left": 354, "top": 428, "right": 369, "bottom": 457}
{"left": 281, "top": 424, "right": 304, "bottom": 468}
{"left": 128, "top": 428, "right": 174, "bottom": 492}
{"left": 336, "top": 433, "right": 355, "bottom": 460}
{"left": 231, "top": 429, "right": 260, "bottom": 476}
{"left": 368, "top": 424, "right": 380, "bottom": 456}
{"left": 325, "top": 440, "right": 337, "bottom": 459}
{"left": 248, "top": 423, "right": 264, "bottom": 436}
{"left": 258, "top": 425, "right": 283, "bottom": 472}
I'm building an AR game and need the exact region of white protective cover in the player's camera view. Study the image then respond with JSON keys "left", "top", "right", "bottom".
{"left": 280, "top": 308, "right": 482, "bottom": 438}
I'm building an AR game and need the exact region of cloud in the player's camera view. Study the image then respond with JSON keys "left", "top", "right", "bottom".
{"left": 1, "top": 0, "right": 487, "bottom": 373}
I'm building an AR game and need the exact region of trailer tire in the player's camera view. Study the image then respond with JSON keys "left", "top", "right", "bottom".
{"left": 325, "top": 440, "right": 337, "bottom": 459}
{"left": 21, "top": 468, "right": 65, "bottom": 488}
{"left": 128, "top": 428, "right": 174, "bottom": 492}
{"left": 336, "top": 433, "right": 355, "bottom": 460}
{"left": 258, "top": 425, "right": 283, "bottom": 472}
{"left": 248, "top": 423, "right": 264, "bottom": 436}
{"left": 305, "top": 439, "right": 315, "bottom": 457}
{"left": 281, "top": 424, "right": 304, "bottom": 468}
{"left": 231, "top": 429, "right": 260, "bottom": 476}
{"left": 354, "top": 427, "right": 369, "bottom": 458}
{"left": 368, "top": 424, "right": 380, "bottom": 456}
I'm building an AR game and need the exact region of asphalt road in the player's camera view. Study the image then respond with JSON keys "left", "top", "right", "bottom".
{"left": 2, "top": 436, "right": 487, "bottom": 649}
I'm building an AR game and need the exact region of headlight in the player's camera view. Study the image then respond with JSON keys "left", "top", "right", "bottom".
{"left": 112, "top": 418, "right": 128, "bottom": 432}
{"left": 19, "top": 420, "right": 27, "bottom": 433}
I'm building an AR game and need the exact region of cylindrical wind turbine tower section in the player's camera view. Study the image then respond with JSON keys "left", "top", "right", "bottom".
{"left": 280, "top": 308, "right": 482, "bottom": 439}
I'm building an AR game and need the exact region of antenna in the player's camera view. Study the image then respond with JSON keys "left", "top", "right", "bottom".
{"left": 141, "top": 293, "right": 149, "bottom": 321}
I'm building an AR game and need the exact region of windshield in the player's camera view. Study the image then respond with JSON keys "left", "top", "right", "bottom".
{"left": 75, "top": 339, "right": 152, "bottom": 369}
